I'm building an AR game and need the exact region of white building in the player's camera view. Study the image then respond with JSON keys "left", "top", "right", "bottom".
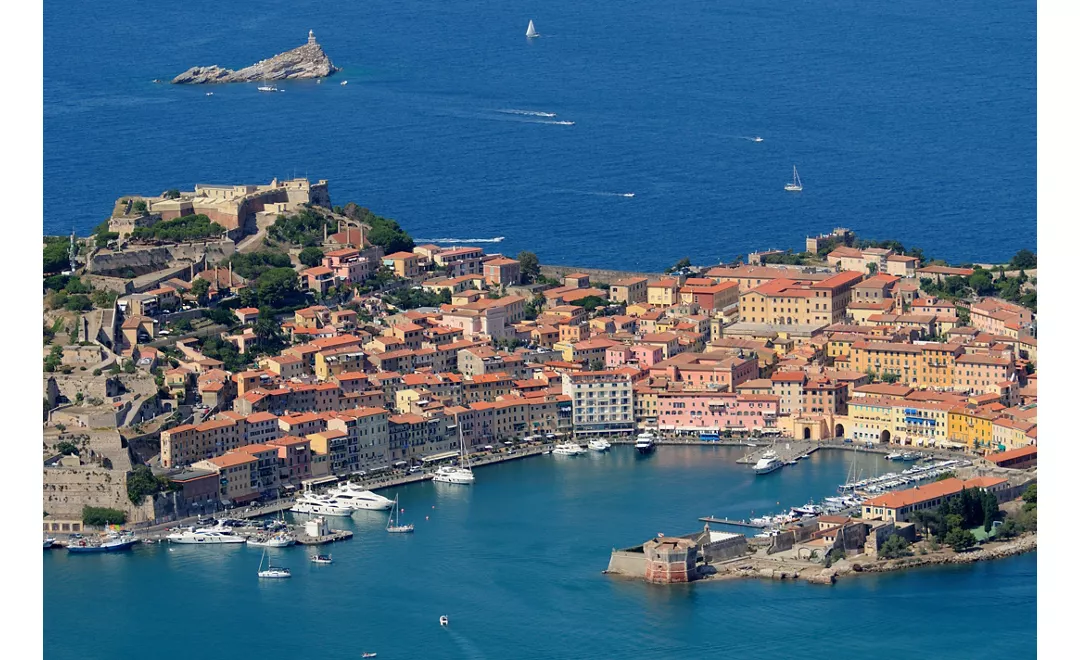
{"left": 562, "top": 371, "right": 635, "bottom": 436}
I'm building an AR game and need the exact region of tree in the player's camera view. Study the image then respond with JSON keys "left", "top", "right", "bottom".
{"left": 64, "top": 294, "right": 92, "bottom": 312}
{"left": 254, "top": 310, "right": 284, "bottom": 349}
{"left": 131, "top": 200, "right": 149, "bottom": 215}
{"left": 517, "top": 251, "right": 540, "bottom": 283}
{"left": 867, "top": 263, "right": 878, "bottom": 275}
{"left": 44, "top": 345, "right": 64, "bottom": 372}
{"left": 299, "top": 246, "right": 325, "bottom": 267}
{"left": 588, "top": 358, "right": 606, "bottom": 371}
{"left": 123, "top": 360, "right": 136, "bottom": 374}
{"left": 190, "top": 278, "right": 211, "bottom": 306}
{"left": 55, "top": 441, "right": 79, "bottom": 456}
{"left": 1009, "top": 249, "right": 1037, "bottom": 270}
{"left": 164, "top": 189, "right": 181, "bottom": 199}
{"left": 982, "top": 492, "right": 999, "bottom": 532}
{"left": 667, "top": 257, "right": 692, "bottom": 273}
{"left": 967, "top": 268, "right": 995, "bottom": 296}
{"left": 996, "top": 518, "right": 1021, "bottom": 539}
{"left": 878, "top": 534, "right": 911, "bottom": 559}
{"left": 43, "top": 238, "right": 71, "bottom": 273}
{"left": 256, "top": 267, "right": 299, "bottom": 308}
{"left": 1021, "top": 483, "right": 1037, "bottom": 510}
{"left": 944, "top": 528, "right": 977, "bottom": 551}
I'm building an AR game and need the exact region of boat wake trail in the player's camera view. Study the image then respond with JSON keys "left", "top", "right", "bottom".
{"left": 414, "top": 237, "right": 506, "bottom": 244}
{"left": 555, "top": 189, "right": 635, "bottom": 198}
{"left": 536, "top": 120, "right": 574, "bottom": 126}
{"left": 446, "top": 628, "right": 487, "bottom": 660}
{"left": 496, "top": 109, "right": 557, "bottom": 118}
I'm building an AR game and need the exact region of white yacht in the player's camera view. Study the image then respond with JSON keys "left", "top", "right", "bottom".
{"left": 885, "top": 451, "right": 903, "bottom": 461}
{"left": 587, "top": 439, "right": 611, "bottom": 452}
{"left": 635, "top": 432, "right": 656, "bottom": 454}
{"left": 43, "top": 537, "right": 56, "bottom": 549}
{"left": 553, "top": 442, "right": 586, "bottom": 456}
{"left": 167, "top": 524, "right": 247, "bottom": 545}
{"left": 291, "top": 493, "right": 356, "bottom": 517}
{"left": 753, "top": 450, "right": 783, "bottom": 475}
{"left": 432, "top": 426, "right": 475, "bottom": 484}
{"left": 257, "top": 85, "right": 280, "bottom": 93}
{"left": 340, "top": 80, "right": 348, "bottom": 86}
{"left": 326, "top": 482, "right": 394, "bottom": 510}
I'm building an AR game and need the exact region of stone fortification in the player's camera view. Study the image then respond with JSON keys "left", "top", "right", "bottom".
{"left": 172, "top": 31, "right": 339, "bottom": 84}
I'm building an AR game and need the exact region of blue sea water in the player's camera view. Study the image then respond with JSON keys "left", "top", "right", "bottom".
{"left": 43, "top": 1, "right": 1035, "bottom": 270}
{"left": 43, "top": 447, "right": 1036, "bottom": 658}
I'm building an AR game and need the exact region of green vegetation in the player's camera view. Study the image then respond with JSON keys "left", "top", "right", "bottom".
{"left": 127, "top": 465, "right": 179, "bottom": 505}
{"left": 82, "top": 506, "right": 127, "bottom": 526}
{"left": 43, "top": 236, "right": 71, "bottom": 274}
{"left": 131, "top": 200, "right": 149, "bottom": 215}
{"left": 385, "top": 287, "right": 451, "bottom": 310}
{"left": 131, "top": 213, "right": 224, "bottom": 242}
{"left": 666, "top": 257, "right": 692, "bottom": 273}
{"left": 91, "top": 220, "right": 120, "bottom": 247}
{"left": 919, "top": 266, "right": 1036, "bottom": 313}
{"left": 517, "top": 251, "right": 540, "bottom": 283}
{"left": 55, "top": 441, "right": 79, "bottom": 456}
{"left": 206, "top": 307, "right": 239, "bottom": 327}
{"left": 190, "top": 278, "right": 211, "bottom": 306}
{"left": 341, "top": 203, "right": 415, "bottom": 254}
{"left": 943, "top": 528, "right": 977, "bottom": 551}
{"left": 44, "top": 345, "right": 64, "bottom": 372}
{"left": 569, "top": 295, "right": 607, "bottom": 312}
{"left": 762, "top": 251, "right": 812, "bottom": 266}
{"left": 226, "top": 251, "right": 292, "bottom": 280}
{"left": 197, "top": 335, "right": 249, "bottom": 372}
{"left": 588, "top": 358, "right": 606, "bottom": 371}
{"left": 1009, "top": 249, "right": 1036, "bottom": 270}
{"left": 269, "top": 207, "right": 334, "bottom": 246}
{"left": 524, "top": 295, "right": 544, "bottom": 320}
{"left": 878, "top": 534, "right": 912, "bottom": 559}
{"left": 123, "top": 360, "right": 136, "bottom": 374}
{"left": 299, "top": 246, "right": 325, "bottom": 267}
{"left": 164, "top": 189, "right": 181, "bottom": 200}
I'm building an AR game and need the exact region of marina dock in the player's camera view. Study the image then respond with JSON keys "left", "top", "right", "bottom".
{"left": 735, "top": 441, "right": 818, "bottom": 465}
{"left": 295, "top": 530, "right": 353, "bottom": 545}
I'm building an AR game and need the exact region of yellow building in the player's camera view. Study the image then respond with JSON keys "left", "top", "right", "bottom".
{"left": 647, "top": 279, "right": 680, "bottom": 307}
{"left": 849, "top": 341, "right": 961, "bottom": 388}
{"left": 847, "top": 397, "right": 899, "bottom": 444}
{"left": 891, "top": 400, "right": 951, "bottom": 447}
{"left": 947, "top": 407, "right": 995, "bottom": 452}
{"left": 738, "top": 271, "right": 862, "bottom": 327}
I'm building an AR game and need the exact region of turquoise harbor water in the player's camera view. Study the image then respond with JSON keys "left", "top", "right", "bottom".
{"left": 43, "top": 447, "right": 1036, "bottom": 658}
{"left": 44, "top": 0, "right": 1036, "bottom": 268}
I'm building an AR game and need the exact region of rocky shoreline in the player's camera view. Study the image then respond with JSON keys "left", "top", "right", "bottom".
{"left": 701, "top": 533, "right": 1037, "bottom": 586}
{"left": 172, "top": 31, "right": 338, "bottom": 85}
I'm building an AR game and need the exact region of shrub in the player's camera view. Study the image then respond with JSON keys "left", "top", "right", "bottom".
{"left": 82, "top": 506, "right": 127, "bottom": 527}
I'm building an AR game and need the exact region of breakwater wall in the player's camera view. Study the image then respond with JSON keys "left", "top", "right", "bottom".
{"left": 539, "top": 264, "right": 665, "bottom": 285}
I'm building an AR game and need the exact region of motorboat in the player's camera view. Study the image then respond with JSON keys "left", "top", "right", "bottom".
{"left": 386, "top": 494, "right": 414, "bottom": 533}
{"left": 67, "top": 529, "right": 140, "bottom": 553}
{"left": 791, "top": 501, "right": 825, "bottom": 517}
{"left": 326, "top": 482, "right": 394, "bottom": 510}
{"left": 247, "top": 533, "right": 295, "bottom": 548}
{"left": 167, "top": 524, "right": 247, "bottom": 544}
{"left": 440, "top": 615, "right": 449, "bottom": 626}
{"left": 753, "top": 450, "right": 783, "bottom": 475}
{"left": 587, "top": 439, "right": 611, "bottom": 452}
{"left": 43, "top": 537, "right": 56, "bottom": 549}
{"left": 362, "top": 654, "right": 377, "bottom": 658}
{"left": 900, "top": 452, "right": 920, "bottom": 461}
{"left": 635, "top": 433, "right": 656, "bottom": 454}
{"left": 432, "top": 426, "right": 475, "bottom": 484}
{"left": 205, "top": 92, "right": 214, "bottom": 97}
{"left": 432, "top": 465, "right": 476, "bottom": 484}
{"left": 311, "top": 554, "right": 333, "bottom": 565}
{"left": 751, "top": 136, "right": 764, "bottom": 142}
{"left": 553, "top": 442, "right": 586, "bottom": 456}
{"left": 257, "top": 548, "right": 291, "bottom": 579}
{"left": 885, "top": 452, "right": 903, "bottom": 461}
{"left": 291, "top": 493, "right": 356, "bottom": 517}
{"left": 340, "top": 80, "right": 348, "bottom": 86}
{"left": 257, "top": 85, "right": 280, "bottom": 93}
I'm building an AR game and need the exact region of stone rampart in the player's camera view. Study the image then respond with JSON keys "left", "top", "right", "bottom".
{"left": 539, "top": 265, "right": 664, "bottom": 285}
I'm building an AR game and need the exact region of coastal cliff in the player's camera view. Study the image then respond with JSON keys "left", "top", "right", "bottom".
{"left": 172, "top": 30, "right": 339, "bottom": 84}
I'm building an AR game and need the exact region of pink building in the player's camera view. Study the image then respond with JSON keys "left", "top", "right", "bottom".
{"left": 630, "top": 344, "right": 665, "bottom": 368}
{"left": 323, "top": 248, "right": 375, "bottom": 284}
{"left": 649, "top": 353, "right": 759, "bottom": 391}
{"left": 606, "top": 345, "right": 632, "bottom": 368}
{"left": 656, "top": 391, "right": 779, "bottom": 433}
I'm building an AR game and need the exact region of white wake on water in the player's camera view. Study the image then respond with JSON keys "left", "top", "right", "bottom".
{"left": 555, "top": 189, "right": 635, "bottom": 198}
{"left": 496, "top": 109, "right": 557, "bottom": 118}
{"left": 415, "top": 237, "right": 506, "bottom": 244}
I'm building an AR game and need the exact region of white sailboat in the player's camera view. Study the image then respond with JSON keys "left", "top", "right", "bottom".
{"left": 785, "top": 166, "right": 803, "bottom": 192}
{"left": 386, "top": 494, "right": 414, "bottom": 533}
{"left": 526, "top": 20, "right": 539, "bottom": 38}
{"left": 257, "top": 547, "right": 291, "bottom": 579}
{"left": 432, "top": 425, "right": 476, "bottom": 484}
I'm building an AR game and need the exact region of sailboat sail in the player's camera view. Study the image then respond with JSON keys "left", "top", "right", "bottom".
{"left": 526, "top": 20, "right": 538, "bottom": 38}
{"left": 785, "top": 166, "right": 802, "bottom": 191}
